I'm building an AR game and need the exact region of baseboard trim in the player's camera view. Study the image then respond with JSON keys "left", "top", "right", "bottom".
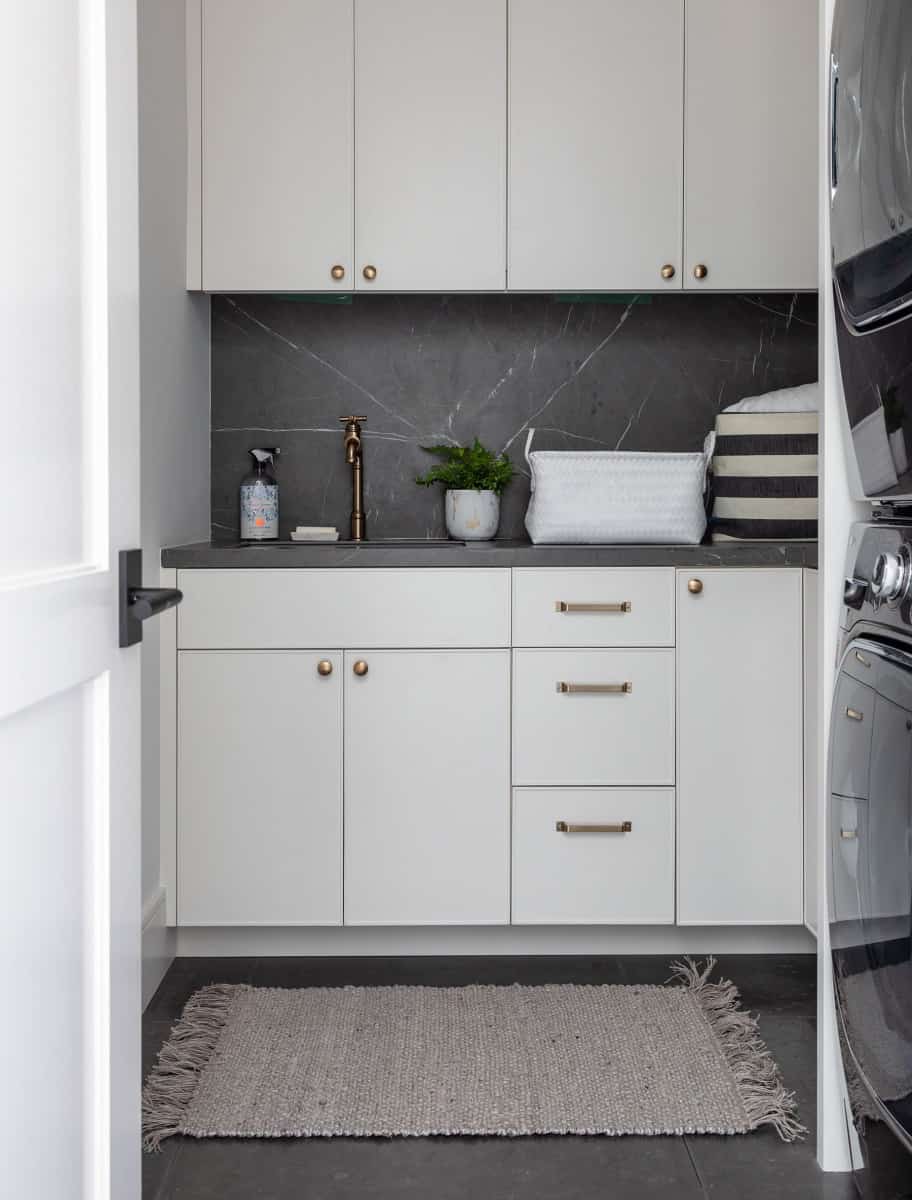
{"left": 175, "top": 924, "right": 816, "bottom": 958}
{"left": 142, "top": 886, "right": 176, "bottom": 1010}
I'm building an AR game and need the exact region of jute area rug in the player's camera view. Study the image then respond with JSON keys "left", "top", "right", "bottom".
{"left": 143, "top": 958, "right": 803, "bottom": 1150}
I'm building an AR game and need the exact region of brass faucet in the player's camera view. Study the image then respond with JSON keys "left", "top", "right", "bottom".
{"left": 340, "top": 416, "right": 367, "bottom": 541}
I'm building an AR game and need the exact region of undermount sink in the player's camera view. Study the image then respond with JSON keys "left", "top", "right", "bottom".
{"left": 339, "top": 538, "right": 467, "bottom": 547}
{"left": 242, "top": 538, "right": 467, "bottom": 548}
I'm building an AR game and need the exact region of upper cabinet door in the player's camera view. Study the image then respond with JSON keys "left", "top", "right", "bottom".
{"left": 684, "top": 0, "right": 818, "bottom": 291}
{"left": 508, "top": 0, "right": 684, "bottom": 292}
{"left": 354, "top": 0, "right": 506, "bottom": 291}
{"left": 201, "top": 0, "right": 354, "bottom": 292}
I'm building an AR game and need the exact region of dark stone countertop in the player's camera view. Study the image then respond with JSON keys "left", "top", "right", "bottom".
{"left": 162, "top": 539, "right": 817, "bottom": 570}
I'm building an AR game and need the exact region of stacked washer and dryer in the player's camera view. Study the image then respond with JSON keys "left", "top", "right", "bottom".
{"left": 830, "top": 3, "right": 912, "bottom": 1196}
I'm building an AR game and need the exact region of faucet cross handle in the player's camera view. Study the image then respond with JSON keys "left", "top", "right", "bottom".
{"left": 339, "top": 415, "right": 367, "bottom": 425}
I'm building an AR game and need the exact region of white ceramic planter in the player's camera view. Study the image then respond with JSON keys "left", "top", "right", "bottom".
{"left": 445, "top": 489, "right": 500, "bottom": 541}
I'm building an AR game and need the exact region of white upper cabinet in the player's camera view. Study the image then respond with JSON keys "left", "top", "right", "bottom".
{"left": 200, "top": 0, "right": 354, "bottom": 292}
{"left": 508, "top": 0, "right": 684, "bottom": 292}
{"left": 192, "top": 0, "right": 817, "bottom": 292}
{"left": 683, "top": 0, "right": 818, "bottom": 291}
{"left": 354, "top": 0, "right": 506, "bottom": 291}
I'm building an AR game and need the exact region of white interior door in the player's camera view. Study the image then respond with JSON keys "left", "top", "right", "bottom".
{"left": 0, "top": 2, "right": 142, "bottom": 1197}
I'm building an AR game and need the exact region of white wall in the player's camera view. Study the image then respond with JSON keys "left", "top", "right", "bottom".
{"left": 816, "top": 0, "right": 869, "bottom": 1173}
{"left": 138, "top": 0, "right": 210, "bottom": 1007}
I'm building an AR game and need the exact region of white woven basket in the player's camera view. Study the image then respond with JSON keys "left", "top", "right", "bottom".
{"left": 523, "top": 429, "right": 712, "bottom": 545}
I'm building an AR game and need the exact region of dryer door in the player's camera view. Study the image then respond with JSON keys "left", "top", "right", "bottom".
{"left": 830, "top": 637, "right": 912, "bottom": 1152}
{"left": 831, "top": 0, "right": 912, "bottom": 502}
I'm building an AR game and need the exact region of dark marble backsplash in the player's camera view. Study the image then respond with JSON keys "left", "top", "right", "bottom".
{"left": 210, "top": 293, "right": 818, "bottom": 541}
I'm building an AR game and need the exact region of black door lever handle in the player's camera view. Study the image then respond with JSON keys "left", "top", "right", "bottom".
{"left": 119, "top": 549, "right": 184, "bottom": 647}
{"left": 128, "top": 586, "right": 183, "bottom": 624}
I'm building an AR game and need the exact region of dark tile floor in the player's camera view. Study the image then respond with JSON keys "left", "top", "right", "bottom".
{"left": 143, "top": 955, "right": 856, "bottom": 1200}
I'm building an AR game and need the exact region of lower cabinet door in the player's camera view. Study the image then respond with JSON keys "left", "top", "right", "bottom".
{"left": 344, "top": 650, "right": 511, "bottom": 924}
{"left": 512, "top": 788, "right": 675, "bottom": 924}
{"left": 677, "top": 569, "right": 803, "bottom": 924}
{"left": 178, "top": 651, "right": 343, "bottom": 925}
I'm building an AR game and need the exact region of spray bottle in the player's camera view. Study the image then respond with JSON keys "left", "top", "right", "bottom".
{"left": 240, "top": 448, "right": 280, "bottom": 540}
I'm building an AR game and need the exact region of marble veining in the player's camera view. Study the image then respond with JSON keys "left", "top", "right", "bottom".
{"left": 210, "top": 293, "right": 818, "bottom": 541}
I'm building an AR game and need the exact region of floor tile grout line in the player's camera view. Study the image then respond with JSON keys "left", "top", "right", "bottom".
{"left": 683, "top": 1136, "right": 711, "bottom": 1198}
{"left": 147, "top": 1140, "right": 183, "bottom": 1200}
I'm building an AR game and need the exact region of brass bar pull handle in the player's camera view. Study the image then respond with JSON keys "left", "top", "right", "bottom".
{"left": 556, "top": 681, "right": 633, "bottom": 694}
{"left": 555, "top": 601, "right": 632, "bottom": 613}
{"left": 556, "top": 821, "right": 633, "bottom": 834}
{"left": 839, "top": 828, "right": 858, "bottom": 840}
{"left": 845, "top": 707, "right": 864, "bottom": 722}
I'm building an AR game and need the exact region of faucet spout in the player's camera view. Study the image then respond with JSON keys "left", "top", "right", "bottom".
{"left": 339, "top": 416, "right": 367, "bottom": 541}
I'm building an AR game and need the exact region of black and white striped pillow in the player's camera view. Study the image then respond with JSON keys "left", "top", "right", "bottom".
{"left": 710, "top": 411, "right": 818, "bottom": 542}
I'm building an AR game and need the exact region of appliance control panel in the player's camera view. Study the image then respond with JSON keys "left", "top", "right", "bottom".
{"left": 844, "top": 522, "right": 912, "bottom": 633}
{"left": 870, "top": 545, "right": 912, "bottom": 605}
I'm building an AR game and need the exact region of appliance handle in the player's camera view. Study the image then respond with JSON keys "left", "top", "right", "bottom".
{"left": 830, "top": 54, "right": 839, "bottom": 191}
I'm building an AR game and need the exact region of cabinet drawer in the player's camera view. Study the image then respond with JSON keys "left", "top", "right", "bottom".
{"left": 512, "top": 788, "right": 675, "bottom": 924}
{"left": 177, "top": 568, "right": 511, "bottom": 649}
{"left": 512, "top": 569, "right": 674, "bottom": 647}
{"left": 512, "top": 649, "right": 674, "bottom": 785}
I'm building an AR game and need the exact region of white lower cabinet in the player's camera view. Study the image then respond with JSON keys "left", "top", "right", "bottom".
{"left": 512, "top": 789, "right": 675, "bottom": 925}
{"left": 512, "top": 649, "right": 675, "bottom": 786}
{"left": 676, "top": 570, "right": 804, "bottom": 925}
{"left": 343, "top": 650, "right": 511, "bottom": 925}
{"left": 171, "top": 566, "right": 808, "bottom": 931}
{"left": 177, "top": 651, "right": 343, "bottom": 925}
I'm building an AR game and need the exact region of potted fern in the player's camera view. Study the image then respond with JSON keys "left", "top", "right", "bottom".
{"left": 416, "top": 439, "right": 514, "bottom": 540}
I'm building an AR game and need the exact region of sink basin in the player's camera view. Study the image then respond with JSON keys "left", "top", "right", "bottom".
{"left": 339, "top": 539, "right": 467, "bottom": 547}
{"left": 242, "top": 538, "right": 467, "bottom": 548}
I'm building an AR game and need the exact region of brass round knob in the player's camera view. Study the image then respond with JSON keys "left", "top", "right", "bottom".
{"left": 353, "top": 660, "right": 369, "bottom": 677}
{"left": 330, "top": 265, "right": 345, "bottom": 281}
{"left": 317, "top": 659, "right": 333, "bottom": 676}
{"left": 693, "top": 264, "right": 708, "bottom": 280}
{"left": 660, "top": 264, "right": 675, "bottom": 280}
{"left": 687, "top": 578, "right": 704, "bottom": 595}
{"left": 362, "top": 265, "right": 377, "bottom": 281}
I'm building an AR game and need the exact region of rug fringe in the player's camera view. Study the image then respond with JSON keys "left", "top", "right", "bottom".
{"left": 669, "top": 957, "right": 806, "bottom": 1143}
{"left": 142, "top": 984, "right": 238, "bottom": 1152}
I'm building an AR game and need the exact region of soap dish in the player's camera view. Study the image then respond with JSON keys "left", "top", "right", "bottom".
{"left": 289, "top": 527, "right": 340, "bottom": 542}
